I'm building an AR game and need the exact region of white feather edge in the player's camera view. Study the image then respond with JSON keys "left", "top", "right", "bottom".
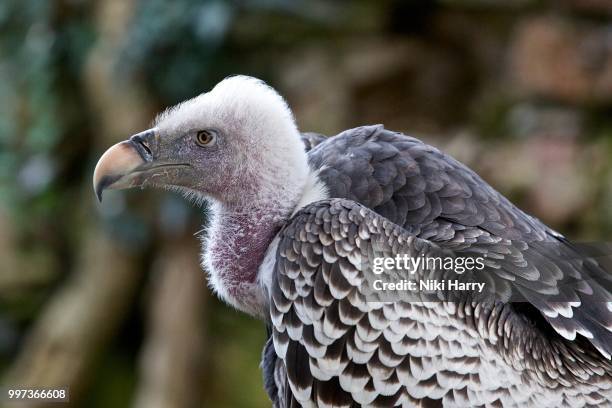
{"left": 258, "top": 169, "right": 329, "bottom": 294}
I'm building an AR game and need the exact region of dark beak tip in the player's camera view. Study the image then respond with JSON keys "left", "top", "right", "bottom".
{"left": 93, "top": 133, "right": 155, "bottom": 203}
{"left": 94, "top": 175, "right": 120, "bottom": 203}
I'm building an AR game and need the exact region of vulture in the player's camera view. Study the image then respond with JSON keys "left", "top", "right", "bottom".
{"left": 93, "top": 76, "right": 612, "bottom": 407}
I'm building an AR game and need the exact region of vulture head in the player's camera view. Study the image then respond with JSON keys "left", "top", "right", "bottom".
{"left": 93, "top": 76, "right": 324, "bottom": 315}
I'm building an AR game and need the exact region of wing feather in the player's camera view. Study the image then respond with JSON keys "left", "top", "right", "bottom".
{"left": 268, "top": 199, "right": 612, "bottom": 406}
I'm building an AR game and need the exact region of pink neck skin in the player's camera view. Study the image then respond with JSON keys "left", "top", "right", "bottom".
{"left": 206, "top": 205, "right": 288, "bottom": 313}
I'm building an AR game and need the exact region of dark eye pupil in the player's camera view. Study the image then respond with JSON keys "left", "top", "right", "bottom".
{"left": 197, "top": 131, "right": 212, "bottom": 145}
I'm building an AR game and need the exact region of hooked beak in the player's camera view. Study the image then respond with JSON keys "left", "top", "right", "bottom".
{"left": 93, "top": 129, "right": 157, "bottom": 202}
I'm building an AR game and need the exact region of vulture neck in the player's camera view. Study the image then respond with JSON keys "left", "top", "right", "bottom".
{"left": 204, "top": 197, "right": 296, "bottom": 316}
{"left": 204, "top": 131, "right": 324, "bottom": 317}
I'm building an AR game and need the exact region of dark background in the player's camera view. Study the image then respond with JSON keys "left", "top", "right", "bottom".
{"left": 1, "top": 1, "right": 612, "bottom": 407}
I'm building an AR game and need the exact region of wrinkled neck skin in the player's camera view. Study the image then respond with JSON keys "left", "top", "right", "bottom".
{"left": 204, "top": 202, "right": 287, "bottom": 316}
{"left": 202, "top": 160, "right": 311, "bottom": 317}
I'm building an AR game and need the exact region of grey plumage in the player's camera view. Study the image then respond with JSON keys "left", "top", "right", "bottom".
{"left": 92, "top": 76, "right": 611, "bottom": 407}
{"left": 264, "top": 125, "right": 612, "bottom": 407}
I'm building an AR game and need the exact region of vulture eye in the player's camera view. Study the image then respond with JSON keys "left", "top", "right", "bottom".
{"left": 196, "top": 130, "right": 215, "bottom": 147}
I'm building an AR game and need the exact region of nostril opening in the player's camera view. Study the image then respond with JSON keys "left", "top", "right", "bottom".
{"left": 129, "top": 130, "right": 156, "bottom": 161}
{"left": 139, "top": 139, "right": 152, "bottom": 156}
{"left": 132, "top": 135, "right": 152, "bottom": 156}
